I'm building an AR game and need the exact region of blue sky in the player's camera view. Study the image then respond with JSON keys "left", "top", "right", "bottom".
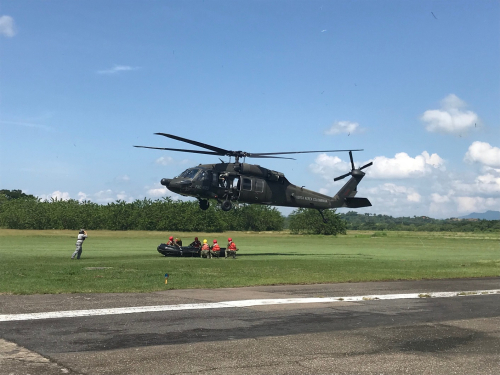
{"left": 1, "top": 1, "right": 499, "bottom": 218}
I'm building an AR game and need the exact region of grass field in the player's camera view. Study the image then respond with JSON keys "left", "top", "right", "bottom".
{"left": 0, "top": 229, "right": 499, "bottom": 294}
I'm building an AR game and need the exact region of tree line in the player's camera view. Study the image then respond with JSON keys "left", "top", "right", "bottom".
{"left": 4, "top": 190, "right": 496, "bottom": 234}
{"left": 0, "top": 195, "right": 284, "bottom": 232}
{"left": 0, "top": 190, "right": 345, "bottom": 234}
{"left": 339, "top": 211, "right": 500, "bottom": 232}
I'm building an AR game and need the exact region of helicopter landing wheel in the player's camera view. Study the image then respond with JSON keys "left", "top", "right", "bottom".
{"left": 199, "top": 199, "right": 210, "bottom": 210}
{"left": 221, "top": 200, "right": 232, "bottom": 211}
{"left": 318, "top": 209, "right": 328, "bottom": 223}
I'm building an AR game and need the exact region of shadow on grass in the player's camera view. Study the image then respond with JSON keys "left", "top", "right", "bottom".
{"left": 220, "top": 253, "right": 373, "bottom": 258}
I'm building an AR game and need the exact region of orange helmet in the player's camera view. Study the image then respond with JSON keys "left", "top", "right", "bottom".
{"left": 228, "top": 238, "right": 232, "bottom": 242}
{"left": 213, "top": 239, "right": 217, "bottom": 243}
{"left": 169, "top": 236, "right": 173, "bottom": 240}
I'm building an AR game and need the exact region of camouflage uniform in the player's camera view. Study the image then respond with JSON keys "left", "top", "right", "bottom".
{"left": 210, "top": 241, "right": 221, "bottom": 259}
{"left": 225, "top": 241, "right": 237, "bottom": 259}
{"left": 200, "top": 243, "right": 210, "bottom": 258}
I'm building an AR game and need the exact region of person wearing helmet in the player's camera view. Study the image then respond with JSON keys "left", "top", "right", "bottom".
{"left": 226, "top": 237, "right": 238, "bottom": 259}
{"left": 175, "top": 238, "right": 183, "bottom": 247}
{"left": 189, "top": 237, "right": 201, "bottom": 248}
{"left": 210, "top": 239, "right": 221, "bottom": 259}
{"left": 166, "top": 236, "right": 175, "bottom": 246}
{"left": 200, "top": 239, "right": 210, "bottom": 258}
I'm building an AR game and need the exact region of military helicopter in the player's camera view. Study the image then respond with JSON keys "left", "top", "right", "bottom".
{"left": 134, "top": 133, "right": 373, "bottom": 222}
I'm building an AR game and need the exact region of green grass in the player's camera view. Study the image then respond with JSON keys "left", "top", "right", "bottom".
{"left": 0, "top": 229, "right": 499, "bottom": 294}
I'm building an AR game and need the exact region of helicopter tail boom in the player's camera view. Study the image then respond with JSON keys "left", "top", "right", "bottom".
{"left": 332, "top": 151, "right": 373, "bottom": 209}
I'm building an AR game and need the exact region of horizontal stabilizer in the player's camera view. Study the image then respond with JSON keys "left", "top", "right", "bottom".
{"left": 344, "top": 197, "right": 372, "bottom": 208}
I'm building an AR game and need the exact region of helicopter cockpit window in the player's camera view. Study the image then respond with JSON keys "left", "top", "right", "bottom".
{"left": 178, "top": 168, "right": 200, "bottom": 179}
{"left": 242, "top": 178, "right": 252, "bottom": 191}
{"left": 193, "top": 170, "right": 207, "bottom": 181}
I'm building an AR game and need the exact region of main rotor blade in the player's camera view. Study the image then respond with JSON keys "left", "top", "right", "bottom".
{"left": 247, "top": 155, "right": 296, "bottom": 160}
{"left": 134, "top": 146, "right": 221, "bottom": 156}
{"left": 349, "top": 151, "right": 355, "bottom": 170}
{"left": 155, "top": 133, "right": 229, "bottom": 155}
{"left": 334, "top": 172, "right": 351, "bottom": 182}
{"left": 250, "top": 149, "right": 363, "bottom": 156}
{"left": 359, "top": 161, "right": 373, "bottom": 171}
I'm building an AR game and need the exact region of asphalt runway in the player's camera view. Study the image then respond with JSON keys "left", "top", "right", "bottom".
{"left": 1, "top": 278, "right": 499, "bottom": 375}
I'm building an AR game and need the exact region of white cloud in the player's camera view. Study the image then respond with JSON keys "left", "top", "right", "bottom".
{"left": 311, "top": 151, "right": 444, "bottom": 181}
{"left": 451, "top": 170, "right": 500, "bottom": 196}
{"left": 369, "top": 151, "right": 444, "bottom": 179}
{"left": 367, "top": 183, "right": 421, "bottom": 203}
{"left": 40, "top": 191, "right": 71, "bottom": 201}
{"left": 93, "top": 189, "right": 133, "bottom": 203}
{"left": 431, "top": 193, "right": 451, "bottom": 204}
{"left": 324, "top": 121, "right": 362, "bottom": 135}
{"left": 116, "top": 191, "right": 129, "bottom": 201}
{"left": 455, "top": 196, "right": 500, "bottom": 214}
{"left": 421, "top": 94, "right": 479, "bottom": 134}
{"left": 147, "top": 187, "right": 166, "bottom": 198}
{"left": 464, "top": 141, "right": 500, "bottom": 168}
{"left": 309, "top": 154, "right": 350, "bottom": 178}
{"left": 0, "top": 15, "right": 16, "bottom": 37}
{"left": 155, "top": 156, "right": 190, "bottom": 166}
{"left": 97, "top": 65, "right": 139, "bottom": 74}
{"left": 156, "top": 156, "right": 175, "bottom": 166}
{"left": 77, "top": 192, "right": 88, "bottom": 202}
{"left": 407, "top": 192, "right": 421, "bottom": 202}
{"left": 146, "top": 182, "right": 171, "bottom": 198}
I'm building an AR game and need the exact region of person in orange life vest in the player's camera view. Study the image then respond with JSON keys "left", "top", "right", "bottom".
{"left": 225, "top": 237, "right": 238, "bottom": 259}
{"left": 210, "top": 239, "right": 221, "bottom": 259}
{"left": 166, "top": 236, "right": 175, "bottom": 246}
{"left": 200, "top": 239, "right": 210, "bottom": 258}
{"left": 189, "top": 237, "right": 201, "bottom": 248}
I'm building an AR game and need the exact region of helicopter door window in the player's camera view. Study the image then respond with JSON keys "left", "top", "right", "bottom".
{"left": 212, "top": 173, "right": 218, "bottom": 186}
{"left": 255, "top": 179, "right": 264, "bottom": 193}
{"left": 233, "top": 177, "right": 240, "bottom": 190}
{"left": 242, "top": 178, "right": 252, "bottom": 191}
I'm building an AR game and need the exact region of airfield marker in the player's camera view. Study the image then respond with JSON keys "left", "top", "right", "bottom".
{"left": 0, "top": 289, "right": 499, "bottom": 322}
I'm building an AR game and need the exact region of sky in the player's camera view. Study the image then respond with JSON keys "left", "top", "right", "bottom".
{"left": 1, "top": 1, "right": 499, "bottom": 219}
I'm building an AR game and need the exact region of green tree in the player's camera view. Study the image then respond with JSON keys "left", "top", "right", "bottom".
{"left": 288, "top": 208, "right": 346, "bottom": 235}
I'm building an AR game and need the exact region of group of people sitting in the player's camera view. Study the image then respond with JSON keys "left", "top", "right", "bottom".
{"left": 166, "top": 236, "right": 238, "bottom": 259}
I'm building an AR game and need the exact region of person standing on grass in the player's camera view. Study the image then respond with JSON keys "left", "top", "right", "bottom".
{"left": 71, "top": 229, "right": 88, "bottom": 260}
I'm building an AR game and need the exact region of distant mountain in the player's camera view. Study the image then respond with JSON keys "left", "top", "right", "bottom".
{"left": 459, "top": 211, "right": 500, "bottom": 220}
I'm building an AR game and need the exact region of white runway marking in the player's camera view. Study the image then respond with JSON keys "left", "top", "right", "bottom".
{"left": 1, "top": 289, "right": 499, "bottom": 322}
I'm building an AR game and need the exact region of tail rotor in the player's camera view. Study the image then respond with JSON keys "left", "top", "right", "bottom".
{"left": 334, "top": 151, "right": 373, "bottom": 181}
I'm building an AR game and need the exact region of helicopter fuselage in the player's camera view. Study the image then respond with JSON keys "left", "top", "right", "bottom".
{"left": 161, "top": 162, "right": 370, "bottom": 210}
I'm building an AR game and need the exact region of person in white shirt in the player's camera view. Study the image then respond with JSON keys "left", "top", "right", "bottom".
{"left": 71, "top": 229, "right": 88, "bottom": 260}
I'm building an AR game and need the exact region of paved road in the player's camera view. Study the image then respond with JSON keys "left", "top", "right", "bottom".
{"left": 1, "top": 278, "right": 499, "bottom": 374}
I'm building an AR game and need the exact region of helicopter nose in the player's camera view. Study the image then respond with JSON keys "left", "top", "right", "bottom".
{"left": 161, "top": 178, "right": 172, "bottom": 187}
